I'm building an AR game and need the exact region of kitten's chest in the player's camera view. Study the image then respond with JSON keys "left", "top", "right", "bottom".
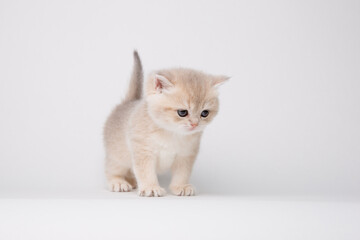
{"left": 155, "top": 135, "right": 193, "bottom": 173}
{"left": 157, "top": 150, "right": 176, "bottom": 173}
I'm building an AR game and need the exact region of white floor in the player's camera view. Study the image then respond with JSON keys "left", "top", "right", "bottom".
{"left": 1, "top": 190, "right": 359, "bottom": 240}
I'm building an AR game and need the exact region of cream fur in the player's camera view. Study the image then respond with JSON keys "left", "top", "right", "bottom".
{"left": 104, "top": 51, "right": 228, "bottom": 197}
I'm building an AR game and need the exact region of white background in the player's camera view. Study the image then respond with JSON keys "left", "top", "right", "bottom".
{"left": 1, "top": 0, "right": 359, "bottom": 196}
{"left": 0, "top": 0, "right": 360, "bottom": 239}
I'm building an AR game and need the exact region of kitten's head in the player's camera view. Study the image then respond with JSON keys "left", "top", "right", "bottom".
{"left": 145, "top": 68, "right": 228, "bottom": 135}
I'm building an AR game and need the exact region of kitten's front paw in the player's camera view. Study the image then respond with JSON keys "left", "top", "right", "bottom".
{"left": 170, "top": 184, "right": 196, "bottom": 196}
{"left": 109, "top": 180, "right": 133, "bottom": 192}
{"left": 138, "top": 185, "right": 166, "bottom": 197}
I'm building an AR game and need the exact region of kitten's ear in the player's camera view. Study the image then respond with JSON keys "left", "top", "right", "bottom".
{"left": 155, "top": 74, "right": 173, "bottom": 92}
{"left": 212, "top": 75, "right": 230, "bottom": 88}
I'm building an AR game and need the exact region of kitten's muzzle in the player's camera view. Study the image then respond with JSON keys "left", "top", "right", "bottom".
{"left": 188, "top": 123, "right": 198, "bottom": 131}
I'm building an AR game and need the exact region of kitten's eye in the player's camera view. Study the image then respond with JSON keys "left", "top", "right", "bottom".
{"left": 177, "top": 109, "right": 188, "bottom": 117}
{"left": 201, "top": 110, "right": 209, "bottom": 118}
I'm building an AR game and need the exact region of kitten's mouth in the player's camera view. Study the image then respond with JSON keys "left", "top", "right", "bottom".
{"left": 188, "top": 126, "right": 197, "bottom": 131}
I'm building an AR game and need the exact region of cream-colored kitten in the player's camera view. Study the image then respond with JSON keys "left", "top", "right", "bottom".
{"left": 104, "top": 51, "right": 228, "bottom": 197}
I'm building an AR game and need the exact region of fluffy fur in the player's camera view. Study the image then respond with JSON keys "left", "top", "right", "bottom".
{"left": 104, "top": 51, "right": 228, "bottom": 197}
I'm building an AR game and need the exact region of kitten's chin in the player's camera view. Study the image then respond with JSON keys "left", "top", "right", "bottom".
{"left": 161, "top": 125, "right": 204, "bottom": 135}
{"left": 179, "top": 126, "right": 205, "bottom": 135}
{"left": 176, "top": 129, "right": 203, "bottom": 135}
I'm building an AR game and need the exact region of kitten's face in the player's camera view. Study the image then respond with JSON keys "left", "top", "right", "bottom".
{"left": 145, "top": 69, "right": 228, "bottom": 135}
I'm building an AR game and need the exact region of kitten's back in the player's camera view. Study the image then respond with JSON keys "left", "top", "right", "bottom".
{"left": 103, "top": 51, "right": 144, "bottom": 155}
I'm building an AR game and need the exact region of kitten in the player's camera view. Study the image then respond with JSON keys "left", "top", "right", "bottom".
{"left": 104, "top": 51, "right": 228, "bottom": 197}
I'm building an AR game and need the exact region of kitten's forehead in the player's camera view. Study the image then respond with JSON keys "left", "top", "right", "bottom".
{"left": 147, "top": 67, "right": 221, "bottom": 110}
{"left": 167, "top": 68, "right": 215, "bottom": 98}
{"left": 171, "top": 75, "right": 218, "bottom": 110}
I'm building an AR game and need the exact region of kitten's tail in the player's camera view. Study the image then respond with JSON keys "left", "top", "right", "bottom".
{"left": 123, "top": 50, "right": 143, "bottom": 102}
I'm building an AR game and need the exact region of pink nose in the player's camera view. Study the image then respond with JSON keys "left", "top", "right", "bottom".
{"left": 190, "top": 123, "right": 198, "bottom": 128}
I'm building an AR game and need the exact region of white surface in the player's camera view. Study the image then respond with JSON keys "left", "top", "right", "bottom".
{"left": 1, "top": 192, "right": 360, "bottom": 240}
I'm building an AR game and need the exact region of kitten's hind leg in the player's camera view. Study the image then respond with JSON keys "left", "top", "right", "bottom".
{"left": 107, "top": 176, "right": 133, "bottom": 192}
{"left": 125, "top": 170, "right": 137, "bottom": 189}
{"left": 106, "top": 166, "right": 133, "bottom": 192}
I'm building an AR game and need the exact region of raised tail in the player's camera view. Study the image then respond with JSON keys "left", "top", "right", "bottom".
{"left": 123, "top": 50, "right": 143, "bottom": 102}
